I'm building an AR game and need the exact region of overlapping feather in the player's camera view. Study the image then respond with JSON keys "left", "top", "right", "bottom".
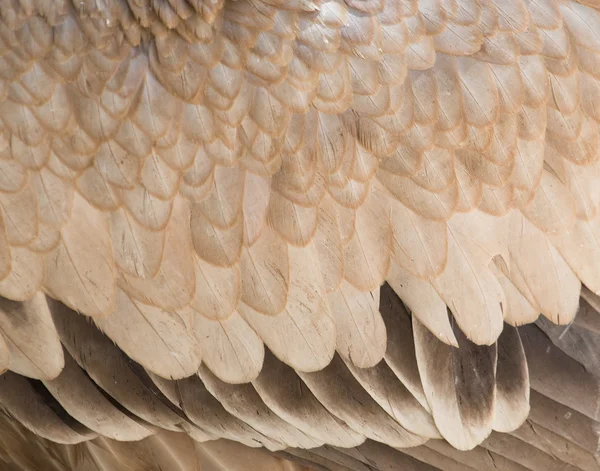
{"left": 0, "top": 0, "right": 596, "bottom": 458}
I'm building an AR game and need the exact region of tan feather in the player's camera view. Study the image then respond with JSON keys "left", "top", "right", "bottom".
{"left": 44, "top": 193, "right": 115, "bottom": 317}
{"left": 94, "top": 289, "right": 201, "bottom": 380}
{"left": 0, "top": 247, "right": 43, "bottom": 301}
{"left": 0, "top": 182, "right": 38, "bottom": 246}
{"left": 0, "top": 293, "right": 63, "bottom": 380}
{"left": 120, "top": 196, "right": 195, "bottom": 312}
{"left": 240, "top": 242, "right": 335, "bottom": 373}
{"left": 343, "top": 187, "right": 392, "bottom": 290}
{"left": 389, "top": 196, "right": 448, "bottom": 279}
{"left": 507, "top": 214, "right": 580, "bottom": 325}
{"left": 387, "top": 261, "right": 457, "bottom": 347}
{"left": 328, "top": 281, "right": 386, "bottom": 368}
{"left": 430, "top": 224, "right": 505, "bottom": 346}
{"left": 192, "top": 310, "right": 264, "bottom": 384}
{"left": 110, "top": 208, "right": 165, "bottom": 279}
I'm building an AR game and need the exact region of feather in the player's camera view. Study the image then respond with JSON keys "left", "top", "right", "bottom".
{"left": 507, "top": 213, "right": 580, "bottom": 325}
{"left": 0, "top": 182, "right": 38, "bottom": 246}
{"left": 120, "top": 196, "right": 195, "bottom": 312}
{"left": 242, "top": 172, "right": 271, "bottom": 246}
{"left": 197, "top": 365, "right": 321, "bottom": 449}
{"left": 379, "top": 284, "right": 430, "bottom": 412}
{"left": 191, "top": 209, "right": 243, "bottom": 267}
{"left": 49, "top": 299, "right": 186, "bottom": 431}
{"left": 494, "top": 268, "right": 539, "bottom": 326}
{"left": 386, "top": 261, "right": 457, "bottom": 347}
{"left": 94, "top": 289, "right": 201, "bottom": 380}
{"left": 176, "top": 373, "right": 280, "bottom": 450}
{"left": 0, "top": 371, "right": 94, "bottom": 444}
{"left": 553, "top": 216, "right": 600, "bottom": 293}
{"left": 268, "top": 190, "right": 318, "bottom": 246}
{"left": 389, "top": 196, "right": 448, "bottom": 279}
{"left": 343, "top": 186, "right": 392, "bottom": 290}
{"left": 44, "top": 193, "right": 115, "bottom": 317}
{"left": 253, "top": 349, "right": 365, "bottom": 448}
{"left": 457, "top": 57, "right": 499, "bottom": 127}
{"left": 0, "top": 159, "right": 26, "bottom": 193}
{"left": 195, "top": 165, "right": 244, "bottom": 229}
{"left": 413, "top": 316, "right": 497, "bottom": 451}
{"left": 313, "top": 196, "right": 344, "bottom": 293}
{"left": 239, "top": 226, "right": 289, "bottom": 315}
{"left": 344, "top": 358, "right": 441, "bottom": 439}
{"left": 43, "top": 350, "right": 154, "bottom": 441}
{"left": 121, "top": 184, "right": 174, "bottom": 232}
{"left": 32, "top": 168, "right": 73, "bottom": 229}
{"left": 192, "top": 310, "right": 264, "bottom": 384}
{"left": 190, "top": 256, "right": 240, "bottom": 320}
{"left": 140, "top": 153, "right": 180, "bottom": 200}
{"left": 430, "top": 223, "right": 505, "bottom": 346}
{"left": 328, "top": 281, "right": 386, "bottom": 368}
{"left": 240, "top": 242, "right": 335, "bottom": 373}
{"left": 76, "top": 166, "right": 121, "bottom": 211}
{"left": 299, "top": 354, "right": 428, "bottom": 448}
{"left": 0, "top": 293, "right": 62, "bottom": 380}
{"left": 0, "top": 331, "right": 9, "bottom": 374}
{"left": 492, "top": 325, "right": 529, "bottom": 433}
{"left": 109, "top": 208, "right": 165, "bottom": 279}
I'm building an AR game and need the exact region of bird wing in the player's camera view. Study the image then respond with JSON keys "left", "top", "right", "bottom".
{"left": 0, "top": 0, "right": 597, "bottom": 462}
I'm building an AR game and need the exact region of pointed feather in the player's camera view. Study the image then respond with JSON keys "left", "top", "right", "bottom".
{"left": 379, "top": 283, "right": 430, "bottom": 412}
{"left": 344, "top": 358, "right": 441, "bottom": 439}
{"left": 197, "top": 364, "right": 321, "bottom": 449}
{"left": 0, "top": 371, "right": 94, "bottom": 444}
{"left": 176, "top": 373, "right": 279, "bottom": 449}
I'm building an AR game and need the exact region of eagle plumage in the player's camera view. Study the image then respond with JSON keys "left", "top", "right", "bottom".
{"left": 0, "top": 0, "right": 597, "bottom": 469}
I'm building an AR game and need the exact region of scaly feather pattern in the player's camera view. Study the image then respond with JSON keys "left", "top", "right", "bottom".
{"left": 0, "top": 0, "right": 598, "bottom": 463}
